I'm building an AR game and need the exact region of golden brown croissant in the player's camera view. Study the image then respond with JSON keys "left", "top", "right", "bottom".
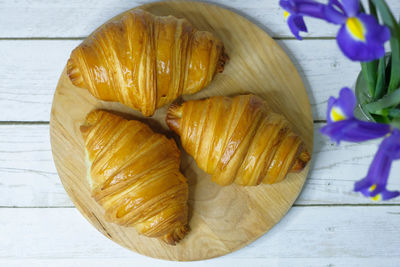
{"left": 166, "top": 94, "right": 310, "bottom": 186}
{"left": 68, "top": 9, "right": 228, "bottom": 116}
{"left": 80, "top": 110, "right": 189, "bottom": 245}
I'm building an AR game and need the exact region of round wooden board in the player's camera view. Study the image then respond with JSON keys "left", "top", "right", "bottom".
{"left": 50, "top": 1, "right": 313, "bottom": 261}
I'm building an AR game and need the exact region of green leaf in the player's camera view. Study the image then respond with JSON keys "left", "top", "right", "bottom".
{"left": 368, "top": 0, "right": 378, "bottom": 21}
{"left": 389, "top": 108, "right": 400, "bottom": 118}
{"left": 352, "top": 69, "right": 376, "bottom": 122}
{"left": 388, "top": 36, "right": 400, "bottom": 93}
{"left": 361, "top": 61, "right": 378, "bottom": 97}
{"left": 391, "top": 117, "right": 400, "bottom": 129}
{"left": 365, "top": 88, "right": 400, "bottom": 113}
{"left": 371, "top": 114, "right": 391, "bottom": 124}
{"left": 354, "top": 104, "right": 375, "bottom": 121}
{"left": 355, "top": 70, "right": 373, "bottom": 105}
{"left": 355, "top": 72, "right": 376, "bottom": 121}
{"left": 374, "top": 56, "right": 386, "bottom": 100}
{"left": 354, "top": 103, "right": 375, "bottom": 121}
{"left": 360, "top": 2, "right": 378, "bottom": 96}
{"left": 372, "top": 107, "right": 390, "bottom": 116}
{"left": 372, "top": 0, "right": 400, "bottom": 93}
{"left": 385, "top": 55, "right": 392, "bottom": 86}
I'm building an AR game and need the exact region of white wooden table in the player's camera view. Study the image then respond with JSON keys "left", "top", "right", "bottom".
{"left": 1, "top": 0, "right": 399, "bottom": 266}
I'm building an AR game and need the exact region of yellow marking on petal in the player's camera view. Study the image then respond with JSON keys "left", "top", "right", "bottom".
{"left": 369, "top": 184, "right": 377, "bottom": 192}
{"left": 371, "top": 194, "right": 381, "bottom": 201}
{"left": 369, "top": 185, "right": 381, "bottom": 201}
{"left": 330, "top": 106, "right": 347, "bottom": 122}
{"left": 346, "top": 17, "right": 366, "bottom": 42}
{"left": 284, "top": 11, "right": 290, "bottom": 21}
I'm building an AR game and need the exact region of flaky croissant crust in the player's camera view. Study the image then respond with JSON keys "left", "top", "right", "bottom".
{"left": 166, "top": 94, "right": 310, "bottom": 186}
{"left": 68, "top": 9, "right": 228, "bottom": 116}
{"left": 81, "top": 110, "right": 189, "bottom": 245}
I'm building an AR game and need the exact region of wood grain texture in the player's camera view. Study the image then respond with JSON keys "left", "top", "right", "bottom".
{"left": 0, "top": 0, "right": 398, "bottom": 38}
{"left": 50, "top": 1, "right": 313, "bottom": 261}
{"left": 1, "top": 0, "right": 399, "bottom": 265}
{"left": 0, "top": 125, "right": 70, "bottom": 207}
{"left": 2, "top": 124, "right": 399, "bottom": 208}
{"left": 1, "top": 207, "right": 399, "bottom": 260}
{"left": 0, "top": 39, "right": 360, "bottom": 122}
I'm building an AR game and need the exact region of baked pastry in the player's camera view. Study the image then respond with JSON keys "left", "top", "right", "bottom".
{"left": 81, "top": 110, "right": 189, "bottom": 245}
{"left": 166, "top": 94, "right": 310, "bottom": 186}
{"left": 68, "top": 9, "right": 228, "bottom": 116}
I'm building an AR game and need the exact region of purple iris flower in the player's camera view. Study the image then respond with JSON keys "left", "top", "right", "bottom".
{"left": 320, "top": 87, "right": 391, "bottom": 144}
{"left": 324, "top": 0, "right": 391, "bottom": 61}
{"left": 279, "top": 0, "right": 391, "bottom": 61}
{"left": 321, "top": 88, "right": 399, "bottom": 201}
{"left": 280, "top": 0, "right": 326, "bottom": 19}
{"left": 280, "top": 0, "right": 326, "bottom": 40}
{"left": 354, "top": 129, "right": 400, "bottom": 200}
{"left": 284, "top": 12, "right": 308, "bottom": 40}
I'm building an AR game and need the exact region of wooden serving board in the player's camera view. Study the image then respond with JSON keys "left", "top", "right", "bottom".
{"left": 50, "top": 1, "right": 313, "bottom": 261}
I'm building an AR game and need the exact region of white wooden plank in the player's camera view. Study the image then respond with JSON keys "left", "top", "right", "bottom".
{"left": 0, "top": 39, "right": 360, "bottom": 121}
{"left": 277, "top": 39, "right": 360, "bottom": 121}
{"left": 305, "top": 125, "right": 400, "bottom": 205}
{"left": 1, "top": 258, "right": 399, "bottom": 267}
{"left": 1, "top": 124, "right": 399, "bottom": 207}
{"left": 0, "top": 0, "right": 398, "bottom": 38}
{"left": 0, "top": 125, "right": 72, "bottom": 207}
{"left": 0, "top": 41, "right": 73, "bottom": 122}
{"left": 0, "top": 206, "right": 399, "bottom": 259}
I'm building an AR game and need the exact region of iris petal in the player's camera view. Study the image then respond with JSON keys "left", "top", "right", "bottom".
{"left": 354, "top": 178, "right": 373, "bottom": 193}
{"left": 293, "top": 14, "right": 307, "bottom": 32}
{"left": 359, "top": 14, "right": 391, "bottom": 44}
{"left": 280, "top": 0, "right": 295, "bottom": 13}
{"left": 357, "top": 183, "right": 400, "bottom": 200}
{"left": 296, "top": 2, "right": 326, "bottom": 19}
{"left": 336, "top": 24, "right": 386, "bottom": 61}
{"left": 354, "top": 132, "right": 400, "bottom": 201}
{"left": 323, "top": 4, "right": 346, "bottom": 24}
{"left": 287, "top": 14, "right": 308, "bottom": 40}
{"left": 320, "top": 119, "right": 391, "bottom": 144}
{"left": 382, "top": 129, "right": 400, "bottom": 159}
{"left": 280, "top": 0, "right": 390, "bottom": 62}
{"left": 280, "top": 0, "right": 327, "bottom": 19}
{"left": 328, "top": 0, "right": 344, "bottom": 12}
{"left": 380, "top": 190, "right": 400, "bottom": 200}
{"left": 337, "top": 87, "right": 356, "bottom": 117}
{"left": 336, "top": 13, "right": 390, "bottom": 61}
{"left": 341, "top": 0, "right": 359, "bottom": 17}
{"left": 326, "top": 87, "right": 356, "bottom": 123}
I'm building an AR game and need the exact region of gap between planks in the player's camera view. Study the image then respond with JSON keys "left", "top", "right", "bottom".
{"left": 1, "top": 121, "right": 396, "bottom": 208}
{"left": 0, "top": 38, "right": 359, "bottom": 121}
{"left": 1, "top": 204, "right": 399, "bottom": 209}
{"left": 0, "top": 37, "right": 336, "bottom": 41}
{"left": 0, "top": 121, "right": 327, "bottom": 125}
{"left": 0, "top": 121, "right": 49, "bottom": 125}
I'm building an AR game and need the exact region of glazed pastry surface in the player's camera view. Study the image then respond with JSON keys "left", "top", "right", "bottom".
{"left": 68, "top": 9, "right": 227, "bottom": 116}
{"left": 166, "top": 94, "right": 310, "bottom": 186}
{"left": 81, "top": 110, "right": 189, "bottom": 245}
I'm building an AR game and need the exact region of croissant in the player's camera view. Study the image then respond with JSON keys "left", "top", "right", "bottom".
{"left": 80, "top": 110, "right": 189, "bottom": 245}
{"left": 166, "top": 94, "right": 310, "bottom": 186}
{"left": 68, "top": 9, "right": 228, "bottom": 116}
